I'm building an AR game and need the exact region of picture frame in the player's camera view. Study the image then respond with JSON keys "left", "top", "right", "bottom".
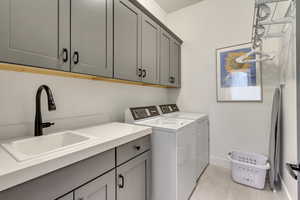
{"left": 216, "top": 43, "right": 262, "bottom": 102}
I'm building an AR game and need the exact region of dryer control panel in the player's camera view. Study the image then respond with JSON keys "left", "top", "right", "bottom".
{"left": 130, "top": 106, "right": 160, "bottom": 120}
{"left": 159, "top": 104, "right": 180, "bottom": 114}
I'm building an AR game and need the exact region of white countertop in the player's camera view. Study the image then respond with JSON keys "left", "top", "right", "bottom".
{"left": 0, "top": 122, "right": 152, "bottom": 192}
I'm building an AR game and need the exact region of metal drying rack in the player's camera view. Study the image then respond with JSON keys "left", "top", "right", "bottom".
{"left": 236, "top": 0, "right": 295, "bottom": 64}
{"left": 252, "top": 0, "right": 295, "bottom": 43}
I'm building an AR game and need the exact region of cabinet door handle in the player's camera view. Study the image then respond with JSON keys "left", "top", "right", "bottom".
{"left": 118, "top": 174, "right": 125, "bottom": 188}
{"left": 134, "top": 145, "right": 141, "bottom": 151}
{"left": 169, "top": 77, "right": 175, "bottom": 83}
{"left": 142, "top": 70, "right": 146, "bottom": 78}
{"left": 73, "top": 51, "right": 79, "bottom": 64}
{"left": 137, "top": 68, "right": 142, "bottom": 77}
{"left": 62, "top": 48, "right": 68, "bottom": 63}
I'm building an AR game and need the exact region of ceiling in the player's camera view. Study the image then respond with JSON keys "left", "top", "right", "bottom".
{"left": 155, "top": 0, "right": 203, "bottom": 13}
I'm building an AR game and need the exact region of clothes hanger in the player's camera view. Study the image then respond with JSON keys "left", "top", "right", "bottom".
{"left": 235, "top": 49, "right": 275, "bottom": 64}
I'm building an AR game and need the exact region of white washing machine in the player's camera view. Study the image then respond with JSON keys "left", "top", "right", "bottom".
{"left": 125, "top": 106, "right": 198, "bottom": 200}
{"left": 158, "top": 104, "right": 209, "bottom": 181}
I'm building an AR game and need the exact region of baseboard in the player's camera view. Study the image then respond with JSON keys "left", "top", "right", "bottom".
{"left": 279, "top": 175, "right": 293, "bottom": 200}
{"left": 210, "top": 155, "right": 231, "bottom": 169}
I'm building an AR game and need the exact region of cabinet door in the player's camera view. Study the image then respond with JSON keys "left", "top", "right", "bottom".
{"left": 159, "top": 29, "right": 172, "bottom": 86}
{"left": 74, "top": 171, "right": 115, "bottom": 200}
{"left": 170, "top": 40, "right": 181, "bottom": 87}
{"left": 57, "top": 193, "right": 73, "bottom": 200}
{"left": 117, "top": 152, "right": 151, "bottom": 200}
{"left": 71, "top": 0, "right": 113, "bottom": 77}
{"left": 141, "top": 14, "right": 160, "bottom": 84}
{"left": 114, "top": 0, "right": 142, "bottom": 82}
{"left": 0, "top": 0, "right": 70, "bottom": 71}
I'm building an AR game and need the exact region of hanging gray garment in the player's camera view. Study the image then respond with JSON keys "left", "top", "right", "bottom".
{"left": 268, "top": 88, "right": 282, "bottom": 190}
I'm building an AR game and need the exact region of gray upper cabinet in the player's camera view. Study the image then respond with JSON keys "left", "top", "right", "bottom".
{"left": 114, "top": 1, "right": 161, "bottom": 84}
{"left": 159, "top": 29, "right": 172, "bottom": 86}
{"left": 159, "top": 29, "right": 181, "bottom": 87}
{"left": 114, "top": 0, "right": 142, "bottom": 82}
{"left": 0, "top": 0, "right": 181, "bottom": 87}
{"left": 71, "top": 0, "right": 113, "bottom": 77}
{"left": 117, "top": 152, "right": 151, "bottom": 200}
{"left": 0, "top": 0, "right": 70, "bottom": 71}
{"left": 57, "top": 193, "right": 73, "bottom": 200}
{"left": 74, "top": 170, "right": 115, "bottom": 200}
{"left": 141, "top": 14, "right": 160, "bottom": 84}
{"left": 170, "top": 39, "right": 181, "bottom": 87}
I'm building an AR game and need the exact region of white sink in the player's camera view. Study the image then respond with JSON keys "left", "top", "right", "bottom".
{"left": 1, "top": 131, "right": 94, "bottom": 162}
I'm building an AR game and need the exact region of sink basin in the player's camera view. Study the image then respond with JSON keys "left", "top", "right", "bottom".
{"left": 1, "top": 131, "right": 94, "bottom": 162}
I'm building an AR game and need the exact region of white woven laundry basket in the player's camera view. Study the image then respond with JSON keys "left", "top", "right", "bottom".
{"left": 227, "top": 151, "right": 270, "bottom": 189}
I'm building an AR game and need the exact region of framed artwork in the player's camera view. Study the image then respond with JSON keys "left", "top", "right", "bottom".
{"left": 216, "top": 43, "right": 262, "bottom": 102}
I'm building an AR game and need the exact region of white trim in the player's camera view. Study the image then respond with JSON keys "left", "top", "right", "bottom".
{"left": 279, "top": 175, "right": 293, "bottom": 200}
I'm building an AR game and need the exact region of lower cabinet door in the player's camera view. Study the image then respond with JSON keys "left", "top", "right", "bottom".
{"left": 57, "top": 193, "right": 73, "bottom": 200}
{"left": 117, "top": 151, "right": 151, "bottom": 200}
{"left": 74, "top": 170, "right": 115, "bottom": 200}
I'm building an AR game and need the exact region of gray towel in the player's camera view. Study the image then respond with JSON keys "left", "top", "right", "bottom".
{"left": 268, "top": 88, "right": 282, "bottom": 190}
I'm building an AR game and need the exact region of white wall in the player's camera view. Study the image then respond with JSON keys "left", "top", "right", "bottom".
{"left": 0, "top": 71, "right": 171, "bottom": 139}
{"left": 165, "top": 0, "right": 275, "bottom": 167}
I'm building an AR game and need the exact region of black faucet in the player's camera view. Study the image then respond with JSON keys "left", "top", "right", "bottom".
{"left": 34, "top": 85, "right": 56, "bottom": 136}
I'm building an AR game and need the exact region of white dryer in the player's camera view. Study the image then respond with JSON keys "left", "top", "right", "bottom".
{"left": 125, "top": 106, "right": 198, "bottom": 200}
{"left": 158, "top": 104, "right": 209, "bottom": 181}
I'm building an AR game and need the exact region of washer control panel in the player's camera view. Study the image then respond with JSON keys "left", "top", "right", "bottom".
{"left": 159, "top": 104, "right": 180, "bottom": 114}
{"left": 130, "top": 106, "right": 160, "bottom": 120}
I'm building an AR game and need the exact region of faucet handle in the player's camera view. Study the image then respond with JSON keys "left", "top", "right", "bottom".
{"left": 42, "top": 122, "right": 55, "bottom": 128}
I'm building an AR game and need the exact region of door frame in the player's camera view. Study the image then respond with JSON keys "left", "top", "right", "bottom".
{"left": 297, "top": 1, "right": 300, "bottom": 198}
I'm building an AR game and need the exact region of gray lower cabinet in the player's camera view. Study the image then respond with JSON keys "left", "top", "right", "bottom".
{"left": 0, "top": 138, "right": 152, "bottom": 200}
{"left": 57, "top": 193, "right": 74, "bottom": 200}
{"left": 116, "top": 135, "right": 151, "bottom": 166}
{"left": 74, "top": 170, "right": 115, "bottom": 200}
{"left": 0, "top": 149, "right": 115, "bottom": 200}
{"left": 0, "top": 0, "right": 70, "bottom": 71}
{"left": 70, "top": 0, "right": 113, "bottom": 77}
{"left": 159, "top": 29, "right": 181, "bottom": 87}
{"left": 114, "top": 0, "right": 142, "bottom": 82}
{"left": 117, "top": 151, "right": 151, "bottom": 200}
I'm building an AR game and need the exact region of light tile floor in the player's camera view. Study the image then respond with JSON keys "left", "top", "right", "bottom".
{"left": 190, "top": 165, "right": 281, "bottom": 200}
